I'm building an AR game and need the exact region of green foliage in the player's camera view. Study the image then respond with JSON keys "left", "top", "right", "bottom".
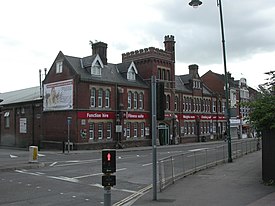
{"left": 248, "top": 94, "right": 275, "bottom": 131}
{"left": 246, "top": 71, "right": 275, "bottom": 131}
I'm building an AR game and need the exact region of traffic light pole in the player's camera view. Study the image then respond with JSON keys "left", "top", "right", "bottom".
{"left": 151, "top": 76, "right": 157, "bottom": 200}
{"left": 104, "top": 186, "right": 111, "bottom": 206}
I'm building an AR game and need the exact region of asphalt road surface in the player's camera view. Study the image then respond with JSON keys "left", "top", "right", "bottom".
{"left": 0, "top": 140, "right": 240, "bottom": 206}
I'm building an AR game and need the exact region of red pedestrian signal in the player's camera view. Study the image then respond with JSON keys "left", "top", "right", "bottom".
{"left": 107, "top": 153, "right": 111, "bottom": 161}
{"left": 102, "top": 149, "right": 116, "bottom": 174}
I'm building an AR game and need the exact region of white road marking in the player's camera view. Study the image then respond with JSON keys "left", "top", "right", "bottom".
{"left": 49, "top": 162, "right": 57, "bottom": 167}
{"left": 142, "top": 163, "right": 152, "bottom": 167}
{"left": 15, "top": 170, "right": 42, "bottom": 176}
{"left": 73, "top": 168, "right": 127, "bottom": 179}
{"left": 74, "top": 172, "right": 102, "bottom": 179}
{"left": 188, "top": 148, "right": 208, "bottom": 152}
{"left": 38, "top": 154, "right": 45, "bottom": 157}
{"left": 55, "top": 159, "right": 101, "bottom": 167}
{"left": 10, "top": 154, "right": 18, "bottom": 158}
{"left": 47, "top": 176, "right": 79, "bottom": 183}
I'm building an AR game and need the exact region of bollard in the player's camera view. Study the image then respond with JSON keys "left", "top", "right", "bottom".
{"left": 29, "top": 146, "right": 38, "bottom": 163}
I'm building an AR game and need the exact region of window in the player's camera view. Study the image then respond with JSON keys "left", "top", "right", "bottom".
{"left": 212, "top": 100, "right": 216, "bottom": 112}
{"left": 222, "top": 101, "right": 226, "bottom": 113}
{"left": 162, "top": 69, "right": 166, "bottom": 80}
{"left": 188, "top": 98, "right": 192, "bottom": 111}
{"left": 105, "top": 89, "right": 110, "bottom": 108}
{"left": 126, "top": 122, "right": 131, "bottom": 138}
{"left": 191, "top": 123, "right": 195, "bottom": 134}
{"left": 166, "top": 95, "right": 170, "bottom": 110}
{"left": 89, "top": 122, "right": 94, "bottom": 140}
{"left": 139, "top": 93, "right": 143, "bottom": 110}
{"left": 56, "top": 61, "right": 63, "bottom": 73}
{"left": 140, "top": 122, "right": 145, "bottom": 138}
{"left": 91, "top": 61, "right": 101, "bottom": 76}
{"left": 98, "top": 89, "right": 103, "bottom": 108}
{"left": 167, "top": 70, "right": 171, "bottom": 81}
{"left": 158, "top": 68, "right": 161, "bottom": 79}
{"left": 127, "top": 67, "right": 136, "bottom": 80}
{"left": 175, "top": 96, "right": 179, "bottom": 111}
{"left": 134, "top": 122, "right": 138, "bottom": 137}
{"left": 4, "top": 112, "right": 10, "bottom": 128}
{"left": 107, "top": 123, "right": 112, "bottom": 139}
{"left": 134, "top": 92, "right": 138, "bottom": 109}
{"left": 127, "top": 66, "right": 136, "bottom": 81}
{"left": 90, "top": 88, "right": 96, "bottom": 107}
{"left": 98, "top": 123, "right": 103, "bottom": 140}
{"left": 128, "top": 91, "right": 132, "bottom": 109}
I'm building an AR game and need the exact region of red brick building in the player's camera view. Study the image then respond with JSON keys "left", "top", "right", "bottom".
{"left": 0, "top": 35, "right": 234, "bottom": 149}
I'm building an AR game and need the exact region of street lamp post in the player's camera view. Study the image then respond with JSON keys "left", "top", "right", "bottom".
{"left": 189, "top": 0, "right": 232, "bottom": 162}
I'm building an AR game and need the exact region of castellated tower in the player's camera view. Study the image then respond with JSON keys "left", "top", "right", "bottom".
{"left": 122, "top": 35, "right": 176, "bottom": 82}
{"left": 164, "top": 35, "right": 176, "bottom": 63}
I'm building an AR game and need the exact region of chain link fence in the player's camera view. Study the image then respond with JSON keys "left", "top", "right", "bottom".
{"left": 158, "top": 138, "right": 260, "bottom": 191}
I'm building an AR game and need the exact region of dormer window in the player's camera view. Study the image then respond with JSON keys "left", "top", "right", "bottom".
{"left": 127, "top": 69, "right": 136, "bottom": 81}
{"left": 91, "top": 54, "right": 104, "bottom": 76}
{"left": 56, "top": 61, "right": 63, "bottom": 74}
{"left": 127, "top": 62, "right": 138, "bottom": 81}
{"left": 193, "top": 80, "right": 201, "bottom": 89}
{"left": 91, "top": 61, "right": 101, "bottom": 76}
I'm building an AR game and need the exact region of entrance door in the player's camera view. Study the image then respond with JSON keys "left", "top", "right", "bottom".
{"left": 158, "top": 123, "right": 169, "bottom": 145}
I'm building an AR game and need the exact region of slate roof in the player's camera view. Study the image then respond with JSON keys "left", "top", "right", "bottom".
{"left": 175, "top": 74, "right": 212, "bottom": 96}
{"left": 0, "top": 86, "right": 42, "bottom": 106}
{"left": 64, "top": 55, "right": 148, "bottom": 88}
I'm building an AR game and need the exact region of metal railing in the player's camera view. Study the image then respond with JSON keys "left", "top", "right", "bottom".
{"left": 158, "top": 138, "right": 260, "bottom": 191}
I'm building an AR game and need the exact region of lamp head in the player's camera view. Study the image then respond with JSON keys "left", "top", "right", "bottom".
{"left": 189, "top": 0, "right": 202, "bottom": 8}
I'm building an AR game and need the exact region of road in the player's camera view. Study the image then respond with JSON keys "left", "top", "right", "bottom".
{"left": 0, "top": 140, "right": 245, "bottom": 205}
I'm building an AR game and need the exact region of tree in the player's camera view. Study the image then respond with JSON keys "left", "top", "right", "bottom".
{"left": 247, "top": 71, "right": 275, "bottom": 183}
{"left": 246, "top": 71, "right": 275, "bottom": 131}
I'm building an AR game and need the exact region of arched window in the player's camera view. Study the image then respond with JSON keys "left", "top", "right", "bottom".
{"left": 90, "top": 88, "right": 96, "bottom": 108}
{"left": 166, "top": 95, "right": 170, "bottom": 110}
{"left": 134, "top": 92, "right": 138, "bottom": 109}
{"left": 139, "top": 93, "right": 143, "bottom": 109}
{"left": 105, "top": 89, "right": 110, "bottom": 108}
{"left": 98, "top": 89, "right": 103, "bottom": 108}
{"left": 128, "top": 91, "right": 132, "bottom": 109}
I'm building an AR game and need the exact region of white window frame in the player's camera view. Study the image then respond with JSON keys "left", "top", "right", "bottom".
{"left": 134, "top": 122, "right": 138, "bottom": 137}
{"left": 140, "top": 122, "right": 145, "bottom": 138}
{"left": 134, "top": 92, "right": 138, "bottom": 109}
{"left": 4, "top": 112, "right": 10, "bottom": 128}
{"left": 98, "top": 89, "right": 103, "bottom": 108}
{"left": 90, "top": 88, "right": 96, "bottom": 108}
{"left": 56, "top": 61, "right": 63, "bottom": 73}
{"left": 98, "top": 123, "right": 103, "bottom": 140}
{"left": 139, "top": 93, "right": 143, "bottom": 110}
{"left": 128, "top": 91, "right": 132, "bottom": 109}
{"left": 89, "top": 122, "right": 94, "bottom": 140}
{"left": 91, "top": 61, "right": 101, "bottom": 76}
{"left": 105, "top": 89, "right": 110, "bottom": 108}
{"left": 107, "top": 123, "right": 112, "bottom": 139}
{"left": 126, "top": 122, "right": 131, "bottom": 138}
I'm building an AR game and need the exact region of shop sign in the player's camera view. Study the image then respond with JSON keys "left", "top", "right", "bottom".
{"left": 78, "top": 111, "right": 115, "bottom": 119}
{"left": 125, "top": 112, "right": 149, "bottom": 119}
{"left": 182, "top": 115, "right": 196, "bottom": 120}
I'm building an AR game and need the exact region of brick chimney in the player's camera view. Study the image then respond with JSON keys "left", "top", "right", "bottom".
{"left": 164, "top": 35, "right": 176, "bottom": 62}
{"left": 92, "top": 42, "right": 108, "bottom": 65}
{"left": 189, "top": 64, "right": 199, "bottom": 77}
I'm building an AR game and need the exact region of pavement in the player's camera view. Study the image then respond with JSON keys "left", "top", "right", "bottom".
{"left": 1, "top": 144, "right": 275, "bottom": 206}
{"left": 132, "top": 151, "right": 275, "bottom": 206}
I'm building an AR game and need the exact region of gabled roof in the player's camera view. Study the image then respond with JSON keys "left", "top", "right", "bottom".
{"left": 63, "top": 54, "right": 148, "bottom": 88}
{"left": 175, "top": 74, "right": 212, "bottom": 96}
{"left": 0, "top": 86, "right": 42, "bottom": 106}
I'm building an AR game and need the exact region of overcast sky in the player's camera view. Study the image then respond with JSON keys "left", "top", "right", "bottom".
{"left": 1, "top": 0, "right": 275, "bottom": 92}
